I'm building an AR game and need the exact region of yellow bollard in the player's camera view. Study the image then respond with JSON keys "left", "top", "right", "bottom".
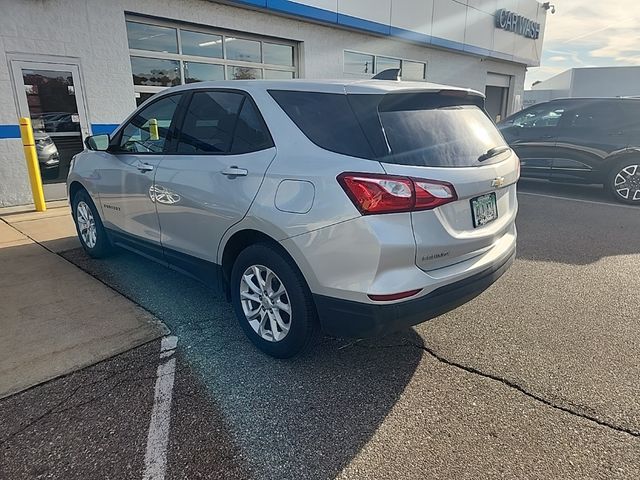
{"left": 18, "top": 117, "right": 46, "bottom": 212}
{"left": 149, "top": 118, "right": 159, "bottom": 141}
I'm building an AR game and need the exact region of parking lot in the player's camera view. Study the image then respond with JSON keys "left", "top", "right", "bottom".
{"left": 1, "top": 180, "right": 639, "bottom": 480}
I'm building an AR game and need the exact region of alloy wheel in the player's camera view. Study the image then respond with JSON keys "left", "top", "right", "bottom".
{"left": 76, "top": 200, "right": 97, "bottom": 248}
{"left": 239, "top": 265, "right": 292, "bottom": 342}
{"left": 614, "top": 164, "right": 640, "bottom": 201}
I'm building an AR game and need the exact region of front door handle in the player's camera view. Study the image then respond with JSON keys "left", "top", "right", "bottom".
{"left": 221, "top": 166, "right": 248, "bottom": 177}
{"left": 137, "top": 162, "right": 154, "bottom": 173}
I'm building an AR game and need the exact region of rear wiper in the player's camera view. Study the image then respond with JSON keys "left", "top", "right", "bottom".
{"left": 477, "top": 145, "right": 511, "bottom": 163}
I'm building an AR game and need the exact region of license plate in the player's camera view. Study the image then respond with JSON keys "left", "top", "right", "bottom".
{"left": 471, "top": 192, "right": 498, "bottom": 228}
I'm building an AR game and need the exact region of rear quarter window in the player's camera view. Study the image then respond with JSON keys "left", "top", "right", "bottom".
{"left": 268, "top": 90, "right": 375, "bottom": 158}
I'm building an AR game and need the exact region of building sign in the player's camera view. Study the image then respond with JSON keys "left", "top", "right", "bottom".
{"left": 495, "top": 9, "right": 540, "bottom": 39}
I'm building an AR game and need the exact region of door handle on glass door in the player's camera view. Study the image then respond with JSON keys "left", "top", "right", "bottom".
{"left": 221, "top": 166, "right": 248, "bottom": 177}
{"left": 137, "top": 163, "right": 154, "bottom": 173}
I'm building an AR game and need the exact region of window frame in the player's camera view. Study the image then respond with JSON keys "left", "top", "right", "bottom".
{"left": 167, "top": 88, "right": 275, "bottom": 156}
{"left": 110, "top": 92, "right": 187, "bottom": 155}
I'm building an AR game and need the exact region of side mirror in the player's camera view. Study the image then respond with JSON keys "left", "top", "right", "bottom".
{"left": 85, "top": 134, "right": 110, "bottom": 151}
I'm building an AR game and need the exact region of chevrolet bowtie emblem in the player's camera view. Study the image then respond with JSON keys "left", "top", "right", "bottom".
{"left": 492, "top": 177, "right": 506, "bottom": 188}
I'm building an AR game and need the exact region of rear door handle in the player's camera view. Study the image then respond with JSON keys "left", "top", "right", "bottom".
{"left": 137, "top": 163, "right": 154, "bottom": 173}
{"left": 221, "top": 166, "right": 248, "bottom": 177}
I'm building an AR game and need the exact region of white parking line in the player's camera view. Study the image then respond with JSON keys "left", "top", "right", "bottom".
{"left": 143, "top": 336, "right": 178, "bottom": 480}
{"left": 518, "top": 191, "right": 640, "bottom": 210}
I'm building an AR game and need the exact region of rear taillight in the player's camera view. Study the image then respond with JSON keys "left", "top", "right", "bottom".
{"left": 337, "top": 172, "right": 457, "bottom": 215}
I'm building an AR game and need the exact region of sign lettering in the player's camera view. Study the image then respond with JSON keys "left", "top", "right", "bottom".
{"left": 495, "top": 9, "right": 540, "bottom": 39}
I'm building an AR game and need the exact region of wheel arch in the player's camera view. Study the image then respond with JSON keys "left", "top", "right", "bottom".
{"left": 220, "top": 228, "right": 319, "bottom": 299}
{"left": 68, "top": 180, "right": 86, "bottom": 203}
{"left": 602, "top": 148, "right": 640, "bottom": 175}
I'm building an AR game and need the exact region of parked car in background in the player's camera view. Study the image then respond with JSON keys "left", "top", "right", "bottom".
{"left": 35, "top": 132, "right": 60, "bottom": 177}
{"left": 68, "top": 79, "right": 518, "bottom": 358}
{"left": 499, "top": 97, "right": 640, "bottom": 204}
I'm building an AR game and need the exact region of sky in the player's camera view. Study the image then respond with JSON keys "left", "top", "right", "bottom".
{"left": 525, "top": 0, "right": 640, "bottom": 88}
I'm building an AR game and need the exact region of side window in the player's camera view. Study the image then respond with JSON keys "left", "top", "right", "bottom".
{"left": 560, "top": 102, "right": 618, "bottom": 129}
{"left": 117, "top": 94, "right": 183, "bottom": 153}
{"left": 619, "top": 102, "right": 640, "bottom": 131}
{"left": 176, "top": 91, "right": 244, "bottom": 154}
{"left": 230, "top": 98, "right": 273, "bottom": 154}
{"left": 511, "top": 103, "right": 566, "bottom": 128}
{"left": 269, "top": 90, "right": 375, "bottom": 158}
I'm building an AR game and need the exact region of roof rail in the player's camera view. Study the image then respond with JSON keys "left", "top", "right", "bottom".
{"left": 372, "top": 68, "right": 401, "bottom": 81}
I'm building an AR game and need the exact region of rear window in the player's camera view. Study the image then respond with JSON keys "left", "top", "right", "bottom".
{"left": 269, "top": 90, "right": 507, "bottom": 167}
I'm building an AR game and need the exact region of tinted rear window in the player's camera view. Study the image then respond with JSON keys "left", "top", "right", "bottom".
{"left": 269, "top": 90, "right": 506, "bottom": 167}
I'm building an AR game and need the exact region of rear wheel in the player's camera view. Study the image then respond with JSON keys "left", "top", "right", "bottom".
{"left": 230, "top": 243, "right": 317, "bottom": 358}
{"left": 72, "top": 189, "right": 113, "bottom": 258}
{"left": 606, "top": 159, "right": 640, "bottom": 204}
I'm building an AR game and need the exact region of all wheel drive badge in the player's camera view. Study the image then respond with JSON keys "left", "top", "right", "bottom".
{"left": 491, "top": 177, "right": 506, "bottom": 188}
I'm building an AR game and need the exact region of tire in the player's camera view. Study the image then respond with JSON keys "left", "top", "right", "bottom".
{"left": 71, "top": 189, "right": 113, "bottom": 258}
{"left": 230, "top": 243, "right": 318, "bottom": 358}
{"left": 605, "top": 158, "right": 640, "bottom": 205}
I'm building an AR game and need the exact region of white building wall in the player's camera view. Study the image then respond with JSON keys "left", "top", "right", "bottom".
{"left": 0, "top": 0, "right": 537, "bottom": 206}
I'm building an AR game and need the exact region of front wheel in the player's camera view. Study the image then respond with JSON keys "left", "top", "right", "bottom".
{"left": 606, "top": 160, "right": 640, "bottom": 204}
{"left": 72, "top": 189, "right": 113, "bottom": 258}
{"left": 230, "top": 243, "right": 318, "bottom": 358}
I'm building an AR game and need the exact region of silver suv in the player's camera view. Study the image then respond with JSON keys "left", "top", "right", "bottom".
{"left": 68, "top": 79, "right": 518, "bottom": 358}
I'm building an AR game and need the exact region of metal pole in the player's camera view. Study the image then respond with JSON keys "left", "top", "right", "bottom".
{"left": 18, "top": 117, "right": 46, "bottom": 212}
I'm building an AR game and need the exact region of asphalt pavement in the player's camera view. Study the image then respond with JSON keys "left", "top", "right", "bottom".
{"left": 1, "top": 180, "right": 639, "bottom": 480}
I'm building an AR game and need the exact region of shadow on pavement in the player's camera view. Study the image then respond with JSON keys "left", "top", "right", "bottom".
{"left": 62, "top": 248, "right": 424, "bottom": 480}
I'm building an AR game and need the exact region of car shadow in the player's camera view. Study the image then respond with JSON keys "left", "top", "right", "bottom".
{"left": 516, "top": 181, "right": 640, "bottom": 265}
{"left": 62, "top": 248, "right": 424, "bottom": 480}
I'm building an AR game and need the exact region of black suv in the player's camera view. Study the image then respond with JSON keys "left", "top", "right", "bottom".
{"left": 498, "top": 98, "right": 640, "bottom": 204}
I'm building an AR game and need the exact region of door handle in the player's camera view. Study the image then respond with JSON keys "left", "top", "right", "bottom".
{"left": 541, "top": 135, "right": 554, "bottom": 139}
{"left": 221, "top": 166, "right": 248, "bottom": 177}
{"left": 137, "top": 163, "right": 154, "bottom": 173}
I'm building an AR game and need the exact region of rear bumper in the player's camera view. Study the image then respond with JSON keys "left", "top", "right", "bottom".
{"left": 314, "top": 246, "right": 515, "bottom": 338}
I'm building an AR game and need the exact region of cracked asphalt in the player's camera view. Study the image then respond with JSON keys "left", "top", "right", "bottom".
{"left": 1, "top": 181, "right": 639, "bottom": 480}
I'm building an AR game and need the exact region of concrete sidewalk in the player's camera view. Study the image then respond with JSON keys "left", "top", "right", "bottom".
{"left": 0, "top": 203, "right": 167, "bottom": 399}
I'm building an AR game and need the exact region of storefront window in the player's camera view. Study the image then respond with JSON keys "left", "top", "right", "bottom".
{"left": 402, "top": 60, "right": 426, "bottom": 81}
{"left": 264, "top": 70, "right": 294, "bottom": 79}
{"left": 125, "top": 17, "right": 297, "bottom": 98}
{"left": 184, "top": 62, "right": 225, "bottom": 83}
{"left": 376, "top": 56, "right": 401, "bottom": 74}
{"left": 126, "top": 22, "right": 178, "bottom": 53}
{"left": 263, "top": 43, "right": 294, "bottom": 66}
{"left": 130, "top": 57, "right": 181, "bottom": 87}
{"left": 227, "top": 66, "right": 263, "bottom": 80}
{"left": 344, "top": 50, "right": 426, "bottom": 81}
{"left": 344, "top": 51, "right": 374, "bottom": 75}
{"left": 180, "top": 30, "right": 223, "bottom": 58}
{"left": 226, "top": 38, "right": 261, "bottom": 63}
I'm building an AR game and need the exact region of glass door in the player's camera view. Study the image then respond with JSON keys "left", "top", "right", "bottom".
{"left": 11, "top": 61, "right": 90, "bottom": 185}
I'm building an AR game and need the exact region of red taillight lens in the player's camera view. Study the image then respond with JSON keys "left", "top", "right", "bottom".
{"left": 413, "top": 180, "right": 458, "bottom": 211}
{"left": 337, "top": 173, "right": 457, "bottom": 215}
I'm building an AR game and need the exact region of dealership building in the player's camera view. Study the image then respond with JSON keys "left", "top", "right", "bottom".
{"left": 0, "top": 0, "right": 547, "bottom": 207}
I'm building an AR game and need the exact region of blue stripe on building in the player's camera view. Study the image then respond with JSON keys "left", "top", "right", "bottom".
{"left": 0, "top": 124, "right": 119, "bottom": 139}
{"left": 91, "top": 124, "right": 119, "bottom": 135}
{"left": 0, "top": 125, "right": 21, "bottom": 139}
